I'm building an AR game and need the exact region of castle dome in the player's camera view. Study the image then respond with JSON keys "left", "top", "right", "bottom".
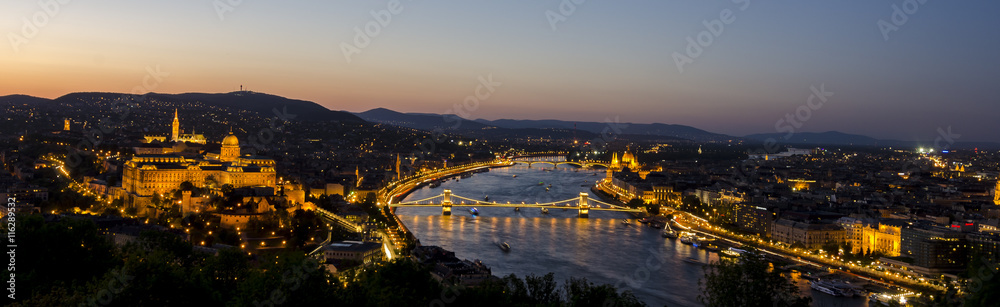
{"left": 222, "top": 133, "right": 239, "bottom": 146}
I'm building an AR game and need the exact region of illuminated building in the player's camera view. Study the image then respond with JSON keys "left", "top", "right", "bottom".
{"left": 600, "top": 147, "right": 660, "bottom": 202}
{"left": 900, "top": 224, "right": 968, "bottom": 275}
{"left": 123, "top": 135, "right": 276, "bottom": 197}
{"left": 144, "top": 109, "right": 207, "bottom": 144}
{"left": 839, "top": 218, "right": 902, "bottom": 256}
{"left": 734, "top": 203, "right": 776, "bottom": 236}
{"left": 172, "top": 109, "right": 179, "bottom": 141}
{"left": 610, "top": 148, "right": 640, "bottom": 170}
{"left": 122, "top": 117, "right": 277, "bottom": 207}
{"left": 770, "top": 218, "right": 844, "bottom": 250}
{"left": 320, "top": 240, "right": 386, "bottom": 266}
{"left": 993, "top": 180, "right": 1000, "bottom": 205}
{"left": 63, "top": 118, "right": 70, "bottom": 131}
{"left": 863, "top": 223, "right": 902, "bottom": 256}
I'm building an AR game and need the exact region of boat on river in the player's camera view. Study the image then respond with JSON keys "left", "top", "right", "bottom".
{"left": 469, "top": 208, "right": 479, "bottom": 216}
{"left": 541, "top": 208, "right": 549, "bottom": 214}
{"left": 662, "top": 225, "right": 678, "bottom": 238}
{"left": 498, "top": 242, "right": 511, "bottom": 252}
{"left": 810, "top": 280, "right": 847, "bottom": 297}
{"left": 683, "top": 257, "right": 702, "bottom": 265}
{"left": 720, "top": 247, "right": 745, "bottom": 258}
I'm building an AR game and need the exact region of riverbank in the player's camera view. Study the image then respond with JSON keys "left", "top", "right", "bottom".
{"left": 669, "top": 210, "right": 941, "bottom": 297}
{"left": 589, "top": 184, "right": 650, "bottom": 218}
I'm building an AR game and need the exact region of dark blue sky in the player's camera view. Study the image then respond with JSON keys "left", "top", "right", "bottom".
{"left": 3, "top": 1, "right": 999, "bottom": 141}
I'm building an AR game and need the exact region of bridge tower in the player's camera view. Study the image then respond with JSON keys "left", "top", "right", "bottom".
{"left": 442, "top": 189, "right": 453, "bottom": 216}
{"left": 578, "top": 192, "right": 590, "bottom": 218}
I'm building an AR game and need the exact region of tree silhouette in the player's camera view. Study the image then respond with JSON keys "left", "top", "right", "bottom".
{"left": 699, "top": 248, "right": 811, "bottom": 307}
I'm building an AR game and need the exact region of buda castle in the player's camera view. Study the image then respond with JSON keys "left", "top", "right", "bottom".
{"left": 122, "top": 111, "right": 277, "bottom": 202}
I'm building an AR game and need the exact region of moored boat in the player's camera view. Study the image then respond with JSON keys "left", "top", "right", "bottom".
{"left": 720, "top": 247, "right": 745, "bottom": 257}
{"left": 680, "top": 236, "right": 694, "bottom": 245}
{"left": 810, "top": 280, "right": 844, "bottom": 297}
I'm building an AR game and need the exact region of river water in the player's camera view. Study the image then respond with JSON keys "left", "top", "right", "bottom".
{"left": 397, "top": 164, "right": 869, "bottom": 307}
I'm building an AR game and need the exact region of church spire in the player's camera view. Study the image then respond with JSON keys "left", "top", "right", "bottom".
{"left": 171, "top": 108, "right": 180, "bottom": 142}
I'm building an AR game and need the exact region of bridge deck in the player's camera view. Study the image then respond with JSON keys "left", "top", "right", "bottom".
{"left": 390, "top": 203, "right": 640, "bottom": 212}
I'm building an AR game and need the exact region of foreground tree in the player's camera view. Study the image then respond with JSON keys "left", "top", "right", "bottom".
{"left": 699, "top": 248, "right": 811, "bottom": 307}
{"left": 961, "top": 255, "right": 1000, "bottom": 307}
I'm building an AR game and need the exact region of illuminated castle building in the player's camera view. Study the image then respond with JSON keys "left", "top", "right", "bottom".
{"left": 123, "top": 132, "right": 276, "bottom": 198}
{"left": 123, "top": 111, "right": 277, "bottom": 204}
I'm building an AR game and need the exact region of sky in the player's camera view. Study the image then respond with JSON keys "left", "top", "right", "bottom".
{"left": 2, "top": 1, "right": 999, "bottom": 142}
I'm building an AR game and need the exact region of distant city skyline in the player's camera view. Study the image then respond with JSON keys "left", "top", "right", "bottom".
{"left": 3, "top": 1, "right": 999, "bottom": 142}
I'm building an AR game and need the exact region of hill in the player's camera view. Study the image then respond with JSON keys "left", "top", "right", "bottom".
{"left": 356, "top": 108, "right": 729, "bottom": 142}
{"left": 743, "top": 131, "right": 882, "bottom": 146}
{"left": 475, "top": 119, "right": 730, "bottom": 142}
{"left": 356, "top": 108, "right": 489, "bottom": 131}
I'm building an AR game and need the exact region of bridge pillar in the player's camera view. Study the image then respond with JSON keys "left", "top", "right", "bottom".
{"left": 578, "top": 192, "right": 590, "bottom": 218}
{"left": 442, "top": 189, "right": 453, "bottom": 215}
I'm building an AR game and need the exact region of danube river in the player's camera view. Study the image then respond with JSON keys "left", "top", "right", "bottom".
{"left": 397, "top": 165, "right": 869, "bottom": 307}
